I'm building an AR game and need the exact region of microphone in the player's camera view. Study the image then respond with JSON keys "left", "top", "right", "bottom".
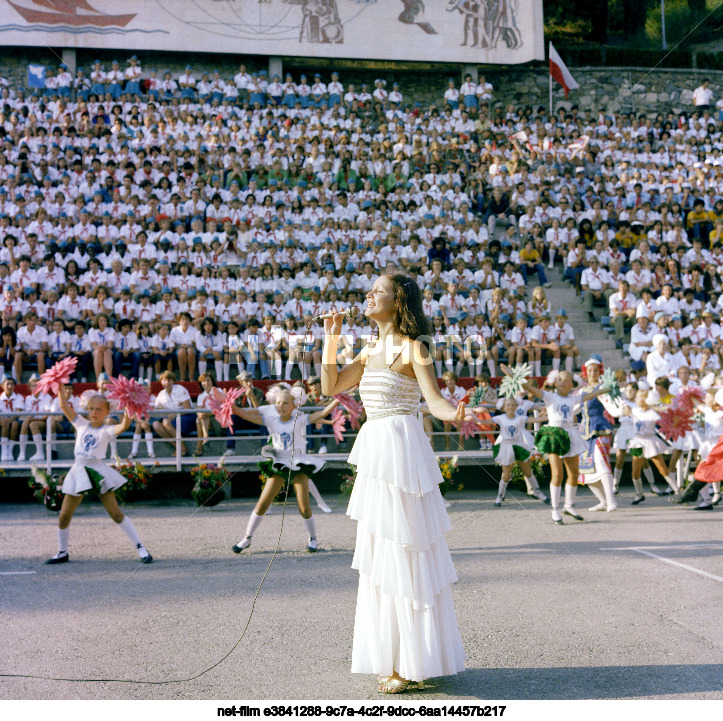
{"left": 311, "top": 307, "right": 360, "bottom": 322}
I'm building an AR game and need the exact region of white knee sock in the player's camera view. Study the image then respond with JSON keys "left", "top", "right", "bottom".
{"left": 587, "top": 481, "right": 606, "bottom": 503}
{"left": 19, "top": 433, "right": 28, "bottom": 459}
{"left": 445, "top": 359, "right": 453, "bottom": 372}
{"left": 468, "top": 361, "right": 476, "bottom": 378}
{"left": 32, "top": 432, "right": 44, "bottom": 456}
{"left": 243, "top": 510, "right": 264, "bottom": 540}
{"left": 564, "top": 483, "right": 578, "bottom": 508}
{"left": 307, "top": 480, "right": 326, "bottom": 507}
{"left": 146, "top": 366, "right": 153, "bottom": 381}
{"left": 643, "top": 466, "right": 655, "bottom": 488}
{"left": 676, "top": 457, "right": 685, "bottom": 489}
{"left": 274, "top": 358, "right": 282, "bottom": 377}
{"left": 552, "top": 356, "right": 560, "bottom": 371}
{"left": 214, "top": 360, "right": 223, "bottom": 380}
{"left": 524, "top": 474, "right": 540, "bottom": 492}
{"left": 118, "top": 517, "right": 142, "bottom": 547}
{"left": 497, "top": 479, "right": 508, "bottom": 498}
{"left": 237, "top": 361, "right": 245, "bottom": 378}
{"left": 565, "top": 356, "right": 573, "bottom": 372}
{"left": 50, "top": 432, "right": 57, "bottom": 453}
{"left": 131, "top": 433, "right": 141, "bottom": 455}
{"left": 548, "top": 248, "right": 556, "bottom": 266}
{"left": 713, "top": 482, "right": 721, "bottom": 494}
{"left": 487, "top": 358, "right": 496, "bottom": 375}
{"left": 198, "top": 359, "right": 208, "bottom": 376}
{"left": 302, "top": 515, "right": 317, "bottom": 539}
{"left": 223, "top": 363, "right": 230, "bottom": 382}
{"left": 435, "top": 360, "right": 443, "bottom": 376}
{"left": 57, "top": 527, "right": 69, "bottom": 554}
{"left": 285, "top": 362, "right": 293, "bottom": 380}
{"left": 145, "top": 432, "right": 154, "bottom": 455}
{"left": 632, "top": 476, "right": 643, "bottom": 495}
{"left": 665, "top": 473, "right": 679, "bottom": 492}
{"left": 550, "top": 483, "right": 562, "bottom": 509}
{"left": 455, "top": 361, "right": 464, "bottom": 376}
{"left": 613, "top": 465, "right": 623, "bottom": 490}
{"left": 601, "top": 472, "right": 616, "bottom": 507}
{"left": 303, "top": 363, "right": 311, "bottom": 381}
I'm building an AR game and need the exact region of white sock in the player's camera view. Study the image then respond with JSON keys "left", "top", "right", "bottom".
{"left": 564, "top": 483, "right": 577, "bottom": 508}
{"left": 601, "top": 472, "right": 616, "bottom": 507}
{"left": 131, "top": 433, "right": 141, "bottom": 455}
{"left": 565, "top": 356, "right": 573, "bottom": 372}
{"left": 237, "top": 362, "right": 245, "bottom": 378}
{"left": 435, "top": 360, "right": 442, "bottom": 376}
{"left": 676, "top": 458, "right": 685, "bottom": 489}
{"left": 303, "top": 363, "right": 311, "bottom": 380}
{"left": 285, "top": 362, "right": 293, "bottom": 380}
{"left": 497, "top": 479, "right": 508, "bottom": 498}
{"left": 214, "top": 360, "right": 223, "bottom": 380}
{"left": 145, "top": 432, "right": 154, "bottom": 455}
{"left": 118, "top": 516, "right": 143, "bottom": 547}
{"left": 467, "top": 361, "right": 476, "bottom": 378}
{"left": 243, "top": 510, "right": 264, "bottom": 540}
{"left": 198, "top": 359, "right": 208, "bottom": 376}
{"left": 643, "top": 466, "right": 655, "bottom": 487}
{"left": 445, "top": 359, "right": 453, "bottom": 372}
{"left": 550, "top": 483, "right": 562, "bottom": 509}
{"left": 613, "top": 465, "right": 623, "bottom": 489}
{"left": 455, "top": 361, "right": 464, "bottom": 376}
{"left": 487, "top": 358, "right": 496, "bottom": 375}
{"left": 302, "top": 515, "right": 317, "bottom": 540}
{"left": 313, "top": 363, "right": 321, "bottom": 378}
{"left": 525, "top": 474, "right": 540, "bottom": 492}
{"left": 552, "top": 356, "right": 560, "bottom": 371}
{"left": 549, "top": 248, "right": 556, "bottom": 265}
{"left": 1, "top": 438, "right": 8, "bottom": 459}
{"left": 19, "top": 434, "right": 28, "bottom": 458}
{"left": 57, "top": 527, "right": 69, "bottom": 554}
{"left": 274, "top": 358, "right": 282, "bottom": 377}
{"left": 588, "top": 481, "right": 606, "bottom": 503}
{"left": 50, "top": 432, "right": 57, "bottom": 453}
{"left": 632, "top": 476, "right": 643, "bottom": 495}
{"left": 32, "top": 433, "right": 44, "bottom": 456}
{"left": 308, "top": 480, "right": 326, "bottom": 507}
{"left": 713, "top": 482, "right": 721, "bottom": 494}
{"left": 146, "top": 366, "right": 153, "bottom": 381}
{"left": 666, "top": 473, "right": 679, "bottom": 492}
{"left": 223, "top": 363, "right": 230, "bottom": 382}
{"left": 534, "top": 360, "right": 541, "bottom": 376}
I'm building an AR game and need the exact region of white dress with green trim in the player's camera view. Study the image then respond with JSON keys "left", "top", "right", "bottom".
{"left": 61, "top": 416, "right": 127, "bottom": 496}
{"left": 257, "top": 405, "right": 325, "bottom": 477}
{"left": 492, "top": 413, "right": 533, "bottom": 465}
{"left": 347, "top": 367, "right": 465, "bottom": 683}
{"left": 535, "top": 390, "right": 586, "bottom": 458}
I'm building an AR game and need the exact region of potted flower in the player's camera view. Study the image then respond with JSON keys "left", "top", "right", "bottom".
{"left": 191, "top": 462, "right": 229, "bottom": 507}
{"left": 113, "top": 459, "right": 154, "bottom": 502}
{"left": 29, "top": 467, "right": 64, "bottom": 512}
{"left": 438, "top": 455, "right": 460, "bottom": 496}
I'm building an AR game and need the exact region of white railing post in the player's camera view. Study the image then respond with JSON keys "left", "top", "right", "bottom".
{"left": 175, "top": 412, "right": 182, "bottom": 471}
{"left": 46, "top": 415, "right": 52, "bottom": 475}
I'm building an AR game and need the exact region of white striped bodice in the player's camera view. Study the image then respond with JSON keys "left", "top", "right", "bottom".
{"left": 359, "top": 368, "right": 420, "bottom": 420}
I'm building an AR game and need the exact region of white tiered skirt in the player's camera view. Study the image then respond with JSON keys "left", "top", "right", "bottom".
{"left": 346, "top": 413, "right": 465, "bottom": 683}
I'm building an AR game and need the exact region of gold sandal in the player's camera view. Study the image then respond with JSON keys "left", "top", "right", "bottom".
{"left": 378, "top": 675, "right": 411, "bottom": 694}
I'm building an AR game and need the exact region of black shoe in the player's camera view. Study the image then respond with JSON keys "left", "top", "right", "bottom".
{"left": 563, "top": 506, "right": 584, "bottom": 521}
{"left": 232, "top": 537, "right": 251, "bottom": 553}
{"left": 615, "top": 340, "right": 623, "bottom": 350}
{"left": 693, "top": 504, "right": 713, "bottom": 510}
{"left": 631, "top": 494, "right": 645, "bottom": 505}
{"left": 141, "top": 553, "right": 154, "bottom": 564}
{"left": 588, "top": 312, "right": 595, "bottom": 322}
{"left": 136, "top": 543, "right": 153, "bottom": 563}
{"left": 307, "top": 537, "right": 318, "bottom": 553}
{"left": 45, "top": 551, "right": 69, "bottom": 564}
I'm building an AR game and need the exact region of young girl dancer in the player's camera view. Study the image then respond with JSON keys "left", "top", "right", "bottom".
{"left": 229, "top": 389, "right": 338, "bottom": 553}
{"left": 322, "top": 273, "right": 469, "bottom": 693}
{"left": 45, "top": 384, "right": 153, "bottom": 565}
{"left": 626, "top": 390, "right": 678, "bottom": 504}
{"left": 692, "top": 391, "right": 723, "bottom": 509}
{"left": 479, "top": 397, "right": 537, "bottom": 507}
{"left": 503, "top": 366, "right": 608, "bottom": 524}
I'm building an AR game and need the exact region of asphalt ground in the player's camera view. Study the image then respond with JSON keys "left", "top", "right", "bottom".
{"left": 0, "top": 485, "right": 721, "bottom": 703}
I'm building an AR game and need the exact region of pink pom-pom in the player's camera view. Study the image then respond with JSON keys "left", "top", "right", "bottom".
{"left": 458, "top": 418, "right": 480, "bottom": 441}
{"left": 35, "top": 356, "right": 78, "bottom": 397}
{"left": 106, "top": 375, "right": 152, "bottom": 421}
{"left": 208, "top": 387, "right": 244, "bottom": 429}
{"left": 658, "top": 405, "right": 693, "bottom": 442}
{"left": 334, "top": 393, "right": 363, "bottom": 430}
{"left": 675, "top": 386, "right": 704, "bottom": 412}
{"left": 331, "top": 407, "right": 346, "bottom": 444}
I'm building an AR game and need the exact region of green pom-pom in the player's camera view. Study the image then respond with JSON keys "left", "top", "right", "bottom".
{"left": 600, "top": 368, "right": 620, "bottom": 401}
{"left": 499, "top": 363, "right": 532, "bottom": 398}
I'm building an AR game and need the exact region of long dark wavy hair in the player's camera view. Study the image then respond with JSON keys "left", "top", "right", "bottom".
{"left": 388, "top": 272, "right": 432, "bottom": 352}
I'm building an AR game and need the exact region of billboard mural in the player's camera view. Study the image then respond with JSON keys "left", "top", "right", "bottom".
{"left": 0, "top": 0, "right": 544, "bottom": 64}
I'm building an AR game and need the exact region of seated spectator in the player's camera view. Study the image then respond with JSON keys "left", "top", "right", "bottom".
{"left": 152, "top": 371, "right": 194, "bottom": 456}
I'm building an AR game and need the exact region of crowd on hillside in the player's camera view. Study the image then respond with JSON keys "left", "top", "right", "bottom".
{"left": 0, "top": 58, "right": 722, "bottom": 499}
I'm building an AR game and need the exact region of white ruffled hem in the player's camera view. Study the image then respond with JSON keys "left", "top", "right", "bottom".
{"left": 260, "top": 447, "right": 325, "bottom": 473}
{"left": 671, "top": 430, "right": 702, "bottom": 451}
{"left": 493, "top": 439, "right": 533, "bottom": 467}
{"left": 563, "top": 427, "right": 587, "bottom": 458}
{"left": 61, "top": 461, "right": 127, "bottom": 496}
{"left": 613, "top": 425, "right": 635, "bottom": 451}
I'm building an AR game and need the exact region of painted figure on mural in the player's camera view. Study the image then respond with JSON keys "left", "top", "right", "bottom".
{"left": 448, "top": 0, "right": 522, "bottom": 50}
{"left": 398, "top": 0, "right": 437, "bottom": 34}
{"left": 287, "top": 0, "right": 344, "bottom": 43}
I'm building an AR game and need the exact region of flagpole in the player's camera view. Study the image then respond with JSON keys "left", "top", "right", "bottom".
{"left": 549, "top": 71, "right": 552, "bottom": 118}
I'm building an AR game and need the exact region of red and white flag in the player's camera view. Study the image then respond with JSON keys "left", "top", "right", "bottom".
{"left": 549, "top": 42, "right": 579, "bottom": 99}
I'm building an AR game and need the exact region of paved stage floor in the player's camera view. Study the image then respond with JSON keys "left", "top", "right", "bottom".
{"left": 1, "top": 486, "right": 721, "bottom": 701}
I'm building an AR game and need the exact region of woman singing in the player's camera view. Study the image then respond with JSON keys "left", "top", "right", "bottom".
{"left": 322, "top": 273, "right": 468, "bottom": 694}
